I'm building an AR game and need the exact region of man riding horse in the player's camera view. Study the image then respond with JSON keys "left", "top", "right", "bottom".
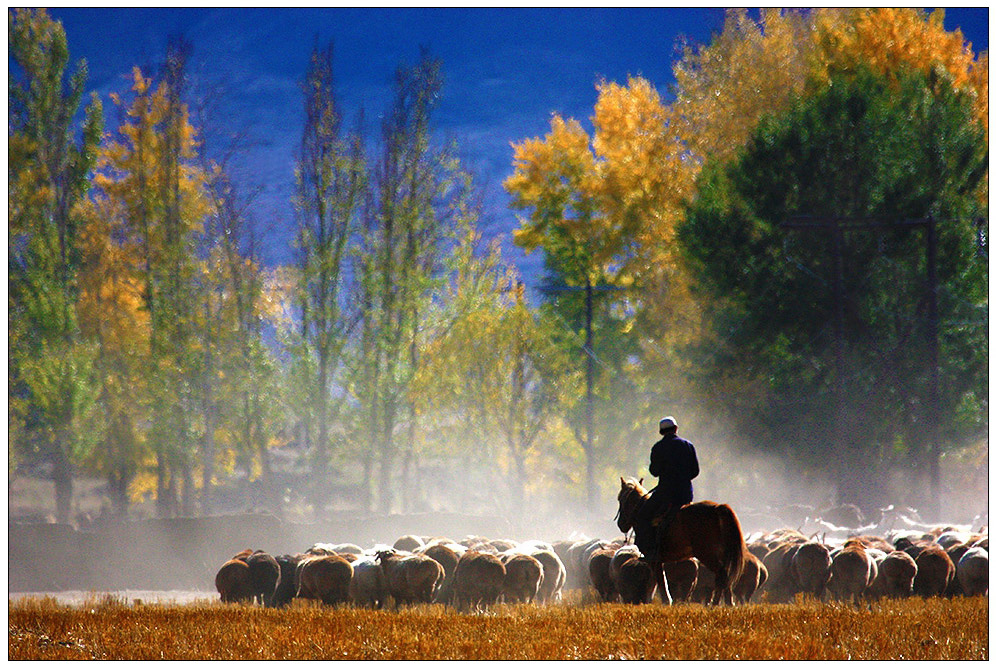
{"left": 634, "top": 415, "right": 699, "bottom": 562}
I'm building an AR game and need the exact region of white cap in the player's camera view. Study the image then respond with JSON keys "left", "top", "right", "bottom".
{"left": 659, "top": 416, "right": 677, "bottom": 430}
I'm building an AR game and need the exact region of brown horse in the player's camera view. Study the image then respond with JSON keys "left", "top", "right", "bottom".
{"left": 616, "top": 476, "right": 748, "bottom": 605}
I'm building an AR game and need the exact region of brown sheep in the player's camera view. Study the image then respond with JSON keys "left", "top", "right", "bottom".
{"left": 956, "top": 547, "right": 988, "bottom": 596}
{"left": 215, "top": 557, "right": 253, "bottom": 603}
{"left": 501, "top": 553, "right": 544, "bottom": 604}
{"left": 453, "top": 551, "right": 506, "bottom": 611}
{"left": 899, "top": 539, "right": 936, "bottom": 560}
{"left": 377, "top": 550, "right": 444, "bottom": 606}
{"left": 420, "top": 543, "right": 461, "bottom": 605}
{"left": 272, "top": 554, "right": 303, "bottom": 607}
{"left": 851, "top": 535, "right": 894, "bottom": 553}
{"left": 868, "top": 550, "right": 917, "bottom": 600}
{"left": 297, "top": 554, "right": 354, "bottom": 606}
{"left": 913, "top": 545, "right": 955, "bottom": 598}
{"left": 525, "top": 549, "right": 563, "bottom": 603}
{"left": 393, "top": 535, "right": 425, "bottom": 553}
{"left": 615, "top": 555, "right": 657, "bottom": 604}
{"left": 246, "top": 550, "right": 281, "bottom": 607}
{"left": 587, "top": 548, "right": 617, "bottom": 602}
{"left": 734, "top": 552, "right": 768, "bottom": 604}
{"left": 944, "top": 544, "right": 971, "bottom": 596}
{"left": 747, "top": 541, "right": 770, "bottom": 561}
{"left": 793, "top": 541, "right": 832, "bottom": 599}
{"left": 759, "top": 541, "right": 802, "bottom": 603}
{"left": 827, "top": 540, "right": 876, "bottom": 603}
{"left": 487, "top": 539, "right": 518, "bottom": 553}
{"left": 760, "top": 528, "right": 808, "bottom": 546}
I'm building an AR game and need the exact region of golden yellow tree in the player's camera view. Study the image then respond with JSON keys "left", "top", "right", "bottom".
{"left": 506, "top": 8, "right": 988, "bottom": 485}
{"left": 672, "top": 8, "right": 817, "bottom": 164}
{"left": 95, "top": 59, "right": 213, "bottom": 516}
{"left": 815, "top": 8, "right": 987, "bottom": 131}
{"left": 410, "top": 235, "right": 579, "bottom": 516}
{"left": 76, "top": 192, "right": 150, "bottom": 514}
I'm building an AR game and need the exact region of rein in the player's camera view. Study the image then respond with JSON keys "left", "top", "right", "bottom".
{"left": 616, "top": 483, "right": 646, "bottom": 533}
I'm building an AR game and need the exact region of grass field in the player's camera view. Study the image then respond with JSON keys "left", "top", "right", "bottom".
{"left": 8, "top": 594, "right": 988, "bottom": 660}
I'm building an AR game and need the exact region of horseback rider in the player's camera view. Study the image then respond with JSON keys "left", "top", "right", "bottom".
{"left": 634, "top": 416, "right": 699, "bottom": 561}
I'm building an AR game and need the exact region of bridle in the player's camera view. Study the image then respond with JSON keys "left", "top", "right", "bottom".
{"left": 615, "top": 482, "right": 644, "bottom": 534}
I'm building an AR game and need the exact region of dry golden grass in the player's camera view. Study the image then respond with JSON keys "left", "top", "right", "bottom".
{"left": 8, "top": 594, "right": 988, "bottom": 661}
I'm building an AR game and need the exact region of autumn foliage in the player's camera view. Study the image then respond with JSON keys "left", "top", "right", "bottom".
{"left": 504, "top": 8, "right": 987, "bottom": 511}
{"left": 8, "top": 8, "right": 988, "bottom": 522}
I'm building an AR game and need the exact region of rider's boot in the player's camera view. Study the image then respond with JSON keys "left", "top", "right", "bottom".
{"left": 648, "top": 504, "right": 678, "bottom": 560}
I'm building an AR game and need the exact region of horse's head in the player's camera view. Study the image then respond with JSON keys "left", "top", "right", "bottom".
{"left": 615, "top": 476, "right": 646, "bottom": 533}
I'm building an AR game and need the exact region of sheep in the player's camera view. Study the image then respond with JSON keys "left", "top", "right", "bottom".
{"left": 393, "top": 535, "right": 425, "bottom": 553}
{"left": 734, "top": 552, "right": 768, "bottom": 604}
{"left": 453, "top": 551, "right": 506, "bottom": 611}
{"left": 867, "top": 550, "right": 917, "bottom": 600}
{"left": 616, "top": 554, "right": 657, "bottom": 604}
{"left": 586, "top": 548, "right": 617, "bottom": 602}
{"left": 662, "top": 558, "right": 698, "bottom": 603}
{"left": 245, "top": 550, "right": 281, "bottom": 607}
{"left": 956, "top": 547, "right": 988, "bottom": 596}
{"left": 215, "top": 557, "right": 253, "bottom": 604}
{"left": 501, "top": 553, "right": 544, "bottom": 604}
{"left": 272, "top": 554, "right": 303, "bottom": 607}
{"left": 418, "top": 542, "right": 461, "bottom": 605}
{"left": 793, "top": 541, "right": 832, "bottom": 599}
{"left": 377, "top": 549, "right": 444, "bottom": 606}
{"left": 348, "top": 555, "right": 387, "bottom": 608}
{"left": 827, "top": 540, "right": 876, "bottom": 603}
{"left": 912, "top": 545, "right": 955, "bottom": 598}
{"left": 297, "top": 554, "right": 353, "bottom": 606}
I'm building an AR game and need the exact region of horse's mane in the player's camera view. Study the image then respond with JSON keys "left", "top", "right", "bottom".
{"left": 621, "top": 476, "right": 648, "bottom": 497}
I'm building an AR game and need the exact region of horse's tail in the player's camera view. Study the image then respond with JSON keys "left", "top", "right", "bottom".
{"left": 717, "top": 503, "right": 747, "bottom": 587}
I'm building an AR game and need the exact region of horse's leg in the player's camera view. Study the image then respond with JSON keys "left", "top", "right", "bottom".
{"left": 654, "top": 560, "right": 673, "bottom": 605}
{"left": 709, "top": 567, "right": 733, "bottom": 606}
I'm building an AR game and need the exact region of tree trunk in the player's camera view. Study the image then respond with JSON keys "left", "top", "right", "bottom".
{"left": 180, "top": 461, "right": 195, "bottom": 516}
{"left": 52, "top": 446, "right": 73, "bottom": 525}
{"left": 156, "top": 453, "right": 170, "bottom": 518}
{"left": 255, "top": 404, "right": 275, "bottom": 515}
{"left": 379, "top": 400, "right": 398, "bottom": 514}
{"left": 201, "top": 427, "right": 215, "bottom": 515}
{"left": 109, "top": 470, "right": 129, "bottom": 518}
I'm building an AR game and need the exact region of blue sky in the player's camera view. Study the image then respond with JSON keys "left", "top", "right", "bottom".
{"left": 47, "top": 7, "right": 989, "bottom": 284}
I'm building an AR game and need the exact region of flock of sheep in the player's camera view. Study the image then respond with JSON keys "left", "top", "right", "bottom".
{"left": 214, "top": 520, "right": 989, "bottom": 609}
{"left": 214, "top": 537, "right": 567, "bottom": 611}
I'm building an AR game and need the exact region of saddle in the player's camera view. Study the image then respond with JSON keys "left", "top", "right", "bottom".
{"left": 651, "top": 503, "right": 680, "bottom": 527}
{"left": 638, "top": 504, "right": 680, "bottom": 560}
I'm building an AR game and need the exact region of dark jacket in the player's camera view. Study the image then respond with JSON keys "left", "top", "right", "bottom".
{"left": 648, "top": 433, "right": 699, "bottom": 506}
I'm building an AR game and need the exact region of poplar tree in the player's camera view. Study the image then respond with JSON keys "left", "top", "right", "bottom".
{"left": 97, "top": 53, "right": 211, "bottom": 517}
{"left": 292, "top": 43, "right": 366, "bottom": 513}
{"left": 9, "top": 8, "right": 104, "bottom": 524}
{"left": 353, "top": 50, "right": 480, "bottom": 513}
